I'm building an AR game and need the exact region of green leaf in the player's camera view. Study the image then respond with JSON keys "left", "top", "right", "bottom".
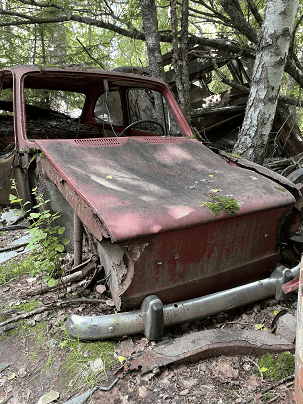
{"left": 7, "top": 372, "right": 16, "bottom": 380}
{"left": 274, "top": 310, "right": 279, "bottom": 316}
{"left": 254, "top": 324, "right": 264, "bottom": 330}
{"left": 62, "top": 238, "right": 70, "bottom": 245}
{"left": 58, "top": 227, "right": 65, "bottom": 235}
{"left": 261, "top": 367, "right": 268, "bottom": 373}
{"left": 118, "top": 356, "right": 127, "bottom": 364}
{"left": 55, "top": 244, "right": 64, "bottom": 252}
{"left": 106, "top": 175, "right": 113, "bottom": 179}
{"left": 30, "top": 212, "right": 40, "bottom": 218}
{"left": 10, "top": 198, "right": 23, "bottom": 204}
{"left": 47, "top": 278, "right": 58, "bottom": 287}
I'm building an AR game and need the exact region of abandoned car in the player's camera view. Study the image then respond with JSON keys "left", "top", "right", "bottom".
{"left": 0, "top": 65, "right": 302, "bottom": 340}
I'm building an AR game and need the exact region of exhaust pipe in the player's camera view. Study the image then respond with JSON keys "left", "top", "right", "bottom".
{"left": 65, "top": 265, "right": 299, "bottom": 341}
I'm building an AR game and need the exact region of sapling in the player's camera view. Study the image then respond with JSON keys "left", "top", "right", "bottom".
{"left": 9, "top": 179, "right": 70, "bottom": 286}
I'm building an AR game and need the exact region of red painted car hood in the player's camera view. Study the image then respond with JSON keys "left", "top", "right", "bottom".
{"left": 36, "top": 137, "right": 296, "bottom": 242}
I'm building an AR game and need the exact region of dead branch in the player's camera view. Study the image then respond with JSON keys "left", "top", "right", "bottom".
{"left": 260, "top": 374, "right": 295, "bottom": 395}
{"left": 1, "top": 394, "right": 13, "bottom": 404}
{"left": 76, "top": 37, "right": 105, "bottom": 69}
{"left": 0, "top": 306, "right": 48, "bottom": 328}
{"left": 244, "top": 356, "right": 263, "bottom": 382}
{"left": 22, "top": 270, "right": 84, "bottom": 296}
{"left": 0, "top": 298, "right": 107, "bottom": 328}
{"left": 243, "top": 374, "right": 295, "bottom": 404}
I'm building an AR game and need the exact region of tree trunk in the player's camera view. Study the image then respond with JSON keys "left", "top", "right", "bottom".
{"left": 139, "top": 0, "right": 165, "bottom": 81}
{"left": 170, "top": 0, "right": 191, "bottom": 124}
{"left": 233, "top": 0, "right": 299, "bottom": 164}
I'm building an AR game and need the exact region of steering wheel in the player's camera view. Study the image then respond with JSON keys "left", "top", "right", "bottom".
{"left": 118, "top": 119, "right": 165, "bottom": 137}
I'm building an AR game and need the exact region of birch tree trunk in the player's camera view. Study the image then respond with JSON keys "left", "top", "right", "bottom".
{"left": 233, "top": 0, "right": 299, "bottom": 165}
{"left": 170, "top": 0, "right": 191, "bottom": 123}
{"left": 139, "top": 0, "right": 165, "bottom": 81}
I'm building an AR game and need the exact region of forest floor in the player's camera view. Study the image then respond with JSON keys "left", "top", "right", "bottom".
{"left": 0, "top": 225, "right": 298, "bottom": 404}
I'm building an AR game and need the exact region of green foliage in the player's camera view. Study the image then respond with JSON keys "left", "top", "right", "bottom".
{"left": 9, "top": 179, "right": 70, "bottom": 286}
{"left": 255, "top": 352, "right": 295, "bottom": 381}
{"left": 201, "top": 194, "right": 240, "bottom": 217}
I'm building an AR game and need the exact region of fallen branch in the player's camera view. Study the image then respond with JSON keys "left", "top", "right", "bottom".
{"left": 0, "top": 306, "right": 48, "bottom": 328}
{"left": 244, "top": 374, "right": 295, "bottom": 404}
{"left": 260, "top": 374, "right": 294, "bottom": 395}
{"left": 244, "top": 356, "right": 263, "bottom": 382}
{"left": 1, "top": 394, "right": 13, "bottom": 404}
{"left": 23, "top": 270, "right": 84, "bottom": 296}
{"left": 0, "top": 298, "right": 107, "bottom": 328}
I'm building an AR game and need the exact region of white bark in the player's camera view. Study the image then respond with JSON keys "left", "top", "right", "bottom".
{"left": 233, "top": 0, "right": 299, "bottom": 164}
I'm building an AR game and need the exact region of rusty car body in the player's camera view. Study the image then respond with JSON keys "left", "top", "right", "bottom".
{"left": 0, "top": 65, "right": 302, "bottom": 340}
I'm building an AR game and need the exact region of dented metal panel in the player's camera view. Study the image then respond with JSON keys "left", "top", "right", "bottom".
{"left": 119, "top": 206, "right": 292, "bottom": 308}
{"left": 35, "top": 137, "right": 295, "bottom": 243}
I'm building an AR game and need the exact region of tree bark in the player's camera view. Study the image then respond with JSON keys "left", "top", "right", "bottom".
{"left": 170, "top": 0, "right": 191, "bottom": 123}
{"left": 233, "top": 0, "right": 299, "bottom": 164}
{"left": 139, "top": 0, "right": 165, "bottom": 80}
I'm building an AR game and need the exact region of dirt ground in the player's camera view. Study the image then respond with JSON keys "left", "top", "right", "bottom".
{"left": 0, "top": 227, "right": 298, "bottom": 404}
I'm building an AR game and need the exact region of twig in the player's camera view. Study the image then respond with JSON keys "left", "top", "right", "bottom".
{"left": 76, "top": 37, "right": 105, "bottom": 69}
{"left": 260, "top": 374, "right": 294, "bottom": 395}
{"left": 267, "top": 396, "right": 279, "bottom": 403}
{"left": 0, "top": 306, "right": 48, "bottom": 327}
{"left": 1, "top": 393, "right": 13, "bottom": 403}
{"left": 23, "top": 270, "right": 84, "bottom": 296}
{"left": 0, "top": 298, "right": 107, "bottom": 328}
{"left": 244, "top": 356, "right": 263, "bottom": 382}
{"left": 243, "top": 374, "right": 295, "bottom": 403}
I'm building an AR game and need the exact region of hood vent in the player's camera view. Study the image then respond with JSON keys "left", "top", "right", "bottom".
{"left": 74, "top": 138, "right": 122, "bottom": 147}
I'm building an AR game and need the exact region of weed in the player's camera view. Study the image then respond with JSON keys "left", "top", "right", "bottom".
{"left": 9, "top": 179, "right": 70, "bottom": 286}
{"left": 58, "top": 329, "right": 116, "bottom": 389}
{"left": 255, "top": 352, "right": 295, "bottom": 381}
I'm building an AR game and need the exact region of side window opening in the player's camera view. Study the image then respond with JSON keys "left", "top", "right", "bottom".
{"left": 94, "top": 91, "right": 123, "bottom": 126}
{"left": 127, "top": 89, "right": 184, "bottom": 137}
{"left": 0, "top": 86, "right": 15, "bottom": 157}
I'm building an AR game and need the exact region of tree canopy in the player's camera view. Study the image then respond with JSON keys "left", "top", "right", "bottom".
{"left": 1, "top": 0, "right": 303, "bottom": 161}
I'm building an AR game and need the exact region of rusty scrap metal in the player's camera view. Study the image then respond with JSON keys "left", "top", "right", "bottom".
{"left": 74, "top": 212, "right": 84, "bottom": 267}
{"left": 65, "top": 265, "right": 299, "bottom": 341}
{"left": 282, "top": 276, "right": 300, "bottom": 294}
{"left": 129, "top": 329, "right": 295, "bottom": 375}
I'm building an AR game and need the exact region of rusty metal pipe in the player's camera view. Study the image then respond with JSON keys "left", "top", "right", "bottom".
{"left": 73, "top": 212, "right": 83, "bottom": 267}
{"left": 65, "top": 265, "right": 299, "bottom": 341}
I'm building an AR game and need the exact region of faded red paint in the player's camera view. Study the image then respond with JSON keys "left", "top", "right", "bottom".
{"left": 36, "top": 137, "right": 296, "bottom": 242}
{"left": 1, "top": 65, "right": 302, "bottom": 311}
{"left": 35, "top": 136, "right": 298, "bottom": 309}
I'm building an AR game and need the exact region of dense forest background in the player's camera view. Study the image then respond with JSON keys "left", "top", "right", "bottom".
{"left": 1, "top": 0, "right": 303, "bottom": 162}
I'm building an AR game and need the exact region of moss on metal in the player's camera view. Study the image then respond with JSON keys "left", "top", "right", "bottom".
{"left": 201, "top": 194, "right": 240, "bottom": 217}
{"left": 274, "top": 186, "right": 287, "bottom": 193}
